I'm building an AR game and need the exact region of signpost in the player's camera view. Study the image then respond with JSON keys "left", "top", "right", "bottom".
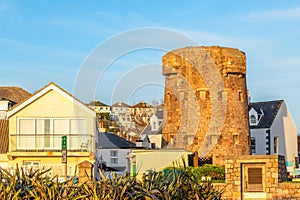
{"left": 62, "top": 135, "right": 67, "bottom": 151}
{"left": 61, "top": 135, "right": 67, "bottom": 180}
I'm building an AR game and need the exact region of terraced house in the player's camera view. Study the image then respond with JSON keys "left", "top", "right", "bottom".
{"left": 6, "top": 82, "right": 96, "bottom": 178}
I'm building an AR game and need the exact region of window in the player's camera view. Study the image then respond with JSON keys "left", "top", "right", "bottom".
{"left": 238, "top": 91, "right": 243, "bottom": 102}
{"left": 274, "top": 137, "right": 279, "bottom": 154}
{"left": 110, "top": 151, "right": 118, "bottom": 165}
{"left": 250, "top": 115, "right": 256, "bottom": 125}
{"left": 17, "top": 118, "right": 87, "bottom": 151}
{"left": 152, "top": 121, "right": 157, "bottom": 131}
{"left": 233, "top": 135, "right": 239, "bottom": 147}
{"left": 70, "top": 119, "right": 86, "bottom": 150}
{"left": 19, "top": 119, "right": 35, "bottom": 149}
{"left": 36, "top": 119, "right": 51, "bottom": 148}
{"left": 23, "top": 161, "right": 40, "bottom": 172}
{"left": 251, "top": 137, "right": 256, "bottom": 154}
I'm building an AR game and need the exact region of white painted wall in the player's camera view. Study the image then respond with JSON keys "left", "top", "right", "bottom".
{"left": 271, "top": 102, "right": 298, "bottom": 174}
{"left": 96, "top": 148, "right": 131, "bottom": 172}
{"left": 250, "top": 128, "right": 268, "bottom": 155}
{"left": 0, "top": 101, "right": 9, "bottom": 111}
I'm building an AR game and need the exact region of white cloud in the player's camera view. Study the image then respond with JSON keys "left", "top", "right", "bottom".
{"left": 246, "top": 7, "right": 300, "bottom": 22}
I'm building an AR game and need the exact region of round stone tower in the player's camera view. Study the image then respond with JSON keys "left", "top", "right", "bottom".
{"left": 162, "top": 46, "right": 250, "bottom": 165}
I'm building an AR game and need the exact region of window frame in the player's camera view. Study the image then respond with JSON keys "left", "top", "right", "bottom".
{"left": 274, "top": 136, "right": 279, "bottom": 154}
{"left": 250, "top": 115, "right": 257, "bottom": 125}
{"left": 110, "top": 150, "right": 118, "bottom": 165}
{"left": 250, "top": 137, "right": 256, "bottom": 154}
{"left": 17, "top": 117, "right": 87, "bottom": 151}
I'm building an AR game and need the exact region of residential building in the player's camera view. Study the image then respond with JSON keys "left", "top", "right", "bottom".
{"left": 111, "top": 101, "right": 134, "bottom": 132}
{"left": 138, "top": 110, "right": 164, "bottom": 149}
{"left": 0, "top": 119, "right": 8, "bottom": 168}
{"left": 95, "top": 132, "right": 136, "bottom": 179}
{"left": 88, "top": 100, "right": 111, "bottom": 114}
{"left": 131, "top": 100, "right": 156, "bottom": 128}
{"left": 88, "top": 100, "right": 111, "bottom": 132}
{"left": 298, "top": 135, "right": 300, "bottom": 159}
{"left": 0, "top": 86, "right": 31, "bottom": 168}
{"left": 0, "top": 86, "right": 31, "bottom": 119}
{"left": 249, "top": 100, "right": 298, "bottom": 176}
{"left": 6, "top": 82, "right": 96, "bottom": 178}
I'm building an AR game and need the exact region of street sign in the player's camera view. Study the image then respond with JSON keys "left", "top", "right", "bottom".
{"left": 62, "top": 150, "right": 67, "bottom": 163}
{"left": 62, "top": 135, "right": 67, "bottom": 150}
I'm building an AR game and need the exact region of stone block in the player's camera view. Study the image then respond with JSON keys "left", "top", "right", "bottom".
{"left": 271, "top": 173, "right": 278, "bottom": 178}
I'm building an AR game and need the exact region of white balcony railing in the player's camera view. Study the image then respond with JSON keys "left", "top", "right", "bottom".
{"left": 15, "top": 134, "right": 93, "bottom": 151}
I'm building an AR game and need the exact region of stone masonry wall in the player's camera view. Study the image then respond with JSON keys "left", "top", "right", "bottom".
{"left": 162, "top": 46, "right": 250, "bottom": 165}
{"left": 222, "top": 155, "right": 300, "bottom": 200}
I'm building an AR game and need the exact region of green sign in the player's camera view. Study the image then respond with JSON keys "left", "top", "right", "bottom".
{"left": 62, "top": 135, "right": 67, "bottom": 150}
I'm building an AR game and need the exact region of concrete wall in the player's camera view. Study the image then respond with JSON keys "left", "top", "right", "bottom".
{"left": 128, "top": 149, "right": 190, "bottom": 180}
{"left": 6, "top": 151, "right": 94, "bottom": 178}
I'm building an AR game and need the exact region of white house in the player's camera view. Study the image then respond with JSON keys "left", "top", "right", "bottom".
{"left": 95, "top": 132, "right": 136, "bottom": 179}
{"left": 138, "top": 110, "right": 164, "bottom": 149}
{"left": 111, "top": 101, "right": 134, "bottom": 132}
{"left": 249, "top": 100, "right": 298, "bottom": 176}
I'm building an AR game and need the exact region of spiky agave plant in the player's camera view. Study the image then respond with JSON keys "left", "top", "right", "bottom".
{"left": 141, "top": 166, "right": 223, "bottom": 200}
{"left": 0, "top": 165, "right": 223, "bottom": 200}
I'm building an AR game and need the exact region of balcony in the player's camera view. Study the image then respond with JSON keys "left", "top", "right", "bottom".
{"left": 11, "top": 134, "right": 93, "bottom": 152}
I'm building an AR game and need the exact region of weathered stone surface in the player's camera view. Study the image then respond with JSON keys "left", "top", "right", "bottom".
{"left": 222, "top": 155, "right": 299, "bottom": 199}
{"left": 162, "top": 46, "right": 250, "bottom": 164}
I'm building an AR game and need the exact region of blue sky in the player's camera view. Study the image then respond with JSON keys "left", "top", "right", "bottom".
{"left": 1, "top": 0, "right": 300, "bottom": 130}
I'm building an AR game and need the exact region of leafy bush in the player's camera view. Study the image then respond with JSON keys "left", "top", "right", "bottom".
{"left": 193, "top": 165, "right": 225, "bottom": 181}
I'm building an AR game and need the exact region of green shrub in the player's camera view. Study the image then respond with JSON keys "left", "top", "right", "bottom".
{"left": 194, "top": 164, "right": 225, "bottom": 181}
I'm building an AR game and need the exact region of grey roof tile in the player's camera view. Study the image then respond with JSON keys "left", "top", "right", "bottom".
{"left": 249, "top": 100, "right": 283, "bottom": 129}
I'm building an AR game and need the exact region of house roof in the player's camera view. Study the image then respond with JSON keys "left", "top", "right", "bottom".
{"left": 88, "top": 100, "right": 109, "bottom": 107}
{"left": 155, "top": 110, "right": 164, "bottom": 120}
{"left": 248, "top": 100, "right": 283, "bottom": 129}
{"left": 112, "top": 101, "right": 131, "bottom": 108}
{"left": 7, "top": 82, "right": 96, "bottom": 118}
{"left": 132, "top": 100, "right": 153, "bottom": 108}
{"left": 140, "top": 110, "right": 164, "bottom": 136}
{"left": 156, "top": 103, "right": 164, "bottom": 110}
{"left": 0, "top": 86, "right": 31, "bottom": 104}
{"left": 97, "top": 132, "right": 136, "bottom": 149}
{"left": 140, "top": 124, "right": 163, "bottom": 136}
{"left": 0, "top": 119, "right": 9, "bottom": 154}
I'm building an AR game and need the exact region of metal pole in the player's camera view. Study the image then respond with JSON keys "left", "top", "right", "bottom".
{"left": 65, "top": 161, "right": 67, "bottom": 180}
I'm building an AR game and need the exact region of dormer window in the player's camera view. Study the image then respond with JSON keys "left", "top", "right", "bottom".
{"left": 250, "top": 115, "right": 257, "bottom": 124}
{"left": 150, "top": 115, "right": 159, "bottom": 131}
{"left": 249, "top": 107, "right": 259, "bottom": 126}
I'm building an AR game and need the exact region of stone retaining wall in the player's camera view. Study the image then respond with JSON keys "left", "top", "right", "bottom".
{"left": 218, "top": 155, "right": 300, "bottom": 199}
